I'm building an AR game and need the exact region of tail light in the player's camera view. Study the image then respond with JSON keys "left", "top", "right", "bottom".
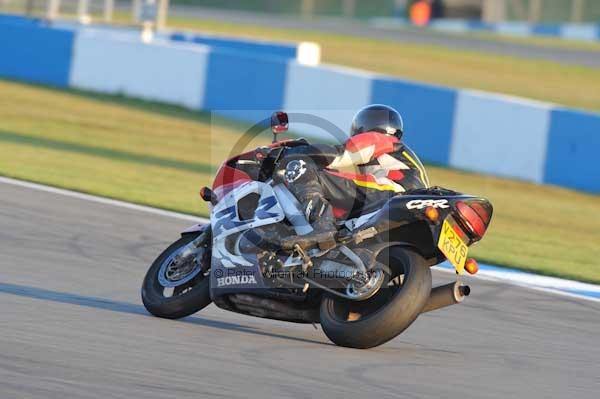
{"left": 455, "top": 200, "right": 492, "bottom": 242}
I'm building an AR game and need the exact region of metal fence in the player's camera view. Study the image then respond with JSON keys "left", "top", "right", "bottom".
{"left": 0, "top": 0, "right": 172, "bottom": 27}
{"left": 1, "top": 0, "right": 114, "bottom": 20}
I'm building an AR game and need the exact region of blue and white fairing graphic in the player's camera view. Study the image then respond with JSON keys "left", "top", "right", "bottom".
{"left": 212, "top": 196, "right": 279, "bottom": 239}
{"left": 210, "top": 181, "right": 285, "bottom": 271}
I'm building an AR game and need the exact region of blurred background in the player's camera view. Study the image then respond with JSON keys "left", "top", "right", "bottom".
{"left": 0, "top": 0, "right": 599, "bottom": 285}
{"left": 2, "top": 0, "right": 600, "bottom": 23}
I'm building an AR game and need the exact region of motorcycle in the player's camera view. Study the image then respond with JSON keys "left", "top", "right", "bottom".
{"left": 141, "top": 111, "right": 493, "bottom": 349}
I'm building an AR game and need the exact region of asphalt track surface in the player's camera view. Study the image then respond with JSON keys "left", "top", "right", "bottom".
{"left": 1, "top": 180, "right": 599, "bottom": 399}
{"left": 171, "top": 6, "right": 600, "bottom": 68}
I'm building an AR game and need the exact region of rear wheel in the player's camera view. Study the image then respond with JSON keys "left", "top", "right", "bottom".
{"left": 141, "top": 231, "right": 212, "bottom": 319}
{"left": 319, "top": 247, "right": 431, "bottom": 349}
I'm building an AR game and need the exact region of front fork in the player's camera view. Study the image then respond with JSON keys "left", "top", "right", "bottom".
{"left": 180, "top": 225, "right": 212, "bottom": 272}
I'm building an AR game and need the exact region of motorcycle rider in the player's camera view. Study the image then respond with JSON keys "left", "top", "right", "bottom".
{"left": 278, "top": 104, "right": 430, "bottom": 251}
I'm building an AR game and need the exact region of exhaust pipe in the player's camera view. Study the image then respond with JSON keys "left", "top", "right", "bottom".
{"left": 421, "top": 282, "right": 470, "bottom": 313}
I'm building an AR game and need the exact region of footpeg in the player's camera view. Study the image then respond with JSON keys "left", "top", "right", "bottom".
{"left": 353, "top": 227, "right": 378, "bottom": 244}
{"left": 294, "top": 244, "right": 313, "bottom": 272}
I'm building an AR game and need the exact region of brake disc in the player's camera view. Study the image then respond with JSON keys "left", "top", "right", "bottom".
{"left": 157, "top": 244, "right": 205, "bottom": 288}
{"left": 345, "top": 269, "right": 385, "bottom": 300}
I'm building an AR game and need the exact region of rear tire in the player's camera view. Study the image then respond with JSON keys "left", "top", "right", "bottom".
{"left": 142, "top": 233, "right": 212, "bottom": 319}
{"left": 319, "top": 247, "right": 431, "bottom": 349}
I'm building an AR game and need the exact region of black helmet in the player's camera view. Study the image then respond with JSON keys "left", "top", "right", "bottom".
{"left": 350, "top": 104, "right": 404, "bottom": 139}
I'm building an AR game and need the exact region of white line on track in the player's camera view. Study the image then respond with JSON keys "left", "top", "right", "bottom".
{"left": 0, "top": 176, "right": 208, "bottom": 223}
{"left": 433, "top": 266, "right": 600, "bottom": 303}
{"left": 2, "top": 175, "right": 599, "bottom": 303}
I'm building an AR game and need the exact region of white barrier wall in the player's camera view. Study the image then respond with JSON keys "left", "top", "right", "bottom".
{"left": 70, "top": 31, "right": 210, "bottom": 110}
{"left": 450, "top": 91, "right": 552, "bottom": 183}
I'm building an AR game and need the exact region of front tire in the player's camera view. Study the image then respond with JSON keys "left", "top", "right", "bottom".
{"left": 319, "top": 247, "right": 431, "bottom": 349}
{"left": 142, "top": 232, "right": 212, "bottom": 319}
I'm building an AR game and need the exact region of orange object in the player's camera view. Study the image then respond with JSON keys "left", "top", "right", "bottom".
{"left": 410, "top": 0, "right": 431, "bottom": 27}
{"left": 199, "top": 186, "right": 209, "bottom": 199}
{"left": 465, "top": 258, "right": 479, "bottom": 275}
{"left": 424, "top": 206, "right": 439, "bottom": 222}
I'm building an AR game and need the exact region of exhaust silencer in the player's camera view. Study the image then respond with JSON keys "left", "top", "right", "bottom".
{"left": 421, "top": 281, "right": 470, "bottom": 313}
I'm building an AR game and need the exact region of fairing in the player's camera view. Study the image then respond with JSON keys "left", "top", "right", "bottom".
{"left": 182, "top": 139, "right": 492, "bottom": 313}
{"left": 209, "top": 181, "right": 285, "bottom": 297}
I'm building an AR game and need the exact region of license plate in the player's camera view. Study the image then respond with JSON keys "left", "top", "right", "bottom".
{"left": 437, "top": 217, "right": 468, "bottom": 274}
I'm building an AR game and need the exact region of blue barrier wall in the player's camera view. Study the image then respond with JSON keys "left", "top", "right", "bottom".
{"left": 544, "top": 109, "right": 600, "bottom": 192}
{"left": 203, "top": 49, "right": 288, "bottom": 121}
{"left": 0, "top": 13, "right": 41, "bottom": 26}
{"left": 371, "top": 77, "right": 457, "bottom": 165}
{"left": 1, "top": 15, "right": 599, "bottom": 193}
{"left": 171, "top": 32, "right": 297, "bottom": 60}
{"left": 0, "top": 23, "right": 74, "bottom": 87}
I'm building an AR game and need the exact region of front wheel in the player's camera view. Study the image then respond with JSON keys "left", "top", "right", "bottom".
{"left": 319, "top": 247, "right": 432, "bottom": 349}
{"left": 141, "top": 230, "right": 212, "bottom": 319}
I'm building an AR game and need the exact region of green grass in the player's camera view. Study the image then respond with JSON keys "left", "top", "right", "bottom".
{"left": 0, "top": 80, "right": 271, "bottom": 216}
{"left": 1, "top": 79, "right": 599, "bottom": 283}
{"left": 457, "top": 30, "right": 600, "bottom": 52}
{"left": 158, "top": 15, "right": 600, "bottom": 113}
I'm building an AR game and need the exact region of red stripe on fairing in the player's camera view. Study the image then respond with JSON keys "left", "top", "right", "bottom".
{"left": 212, "top": 164, "right": 252, "bottom": 199}
{"left": 346, "top": 132, "right": 399, "bottom": 158}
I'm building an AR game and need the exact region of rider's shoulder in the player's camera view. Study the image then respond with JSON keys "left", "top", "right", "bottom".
{"left": 346, "top": 131, "right": 399, "bottom": 150}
